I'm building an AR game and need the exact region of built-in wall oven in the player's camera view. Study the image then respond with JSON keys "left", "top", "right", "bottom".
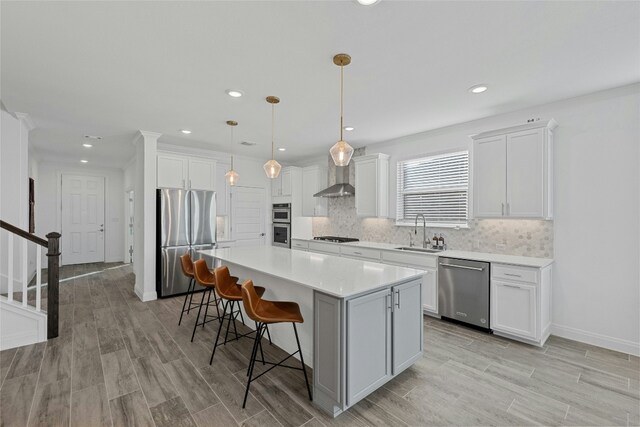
{"left": 272, "top": 203, "right": 291, "bottom": 223}
{"left": 272, "top": 204, "right": 291, "bottom": 248}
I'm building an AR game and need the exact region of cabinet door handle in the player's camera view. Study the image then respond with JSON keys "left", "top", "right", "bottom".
{"left": 353, "top": 251, "right": 362, "bottom": 255}
{"left": 504, "top": 273, "right": 522, "bottom": 277}
{"left": 501, "top": 203, "right": 505, "bottom": 216}
{"left": 386, "top": 294, "right": 392, "bottom": 310}
{"left": 395, "top": 290, "right": 400, "bottom": 309}
{"left": 506, "top": 202, "right": 510, "bottom": 216}
{"left": 503, "top": 284, "right": 522, "bottom": 289}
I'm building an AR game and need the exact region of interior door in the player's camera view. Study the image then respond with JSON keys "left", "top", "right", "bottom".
{"left": 231, "top": 186, "right": 266, "bottom": 247}
{"left": 61, "top": 174, "right": 105, "bottom": 265}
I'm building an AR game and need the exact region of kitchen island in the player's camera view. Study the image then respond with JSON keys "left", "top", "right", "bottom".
{"left": 199, "top": 245, "right": 425, "bottom": 417}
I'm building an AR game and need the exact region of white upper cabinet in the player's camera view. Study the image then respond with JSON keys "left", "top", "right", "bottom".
{"left": 271, "top": 167, "right": 293, "bottom": 197}
{"left": 302, "top": 165, "right": 328, "bottom": 217}
{"left": 157, "top": 154, "right": 188, "bottom": 189}
{"left": 281, "top": 168, "right": 292, "bottom": 196}
{"left": 271, "top": 173, "right": 282, "bottom": 197}
{"left": 188, "top": 158, "right": 216, "bottom": 191}
{"left": 157, "top": 152, "right": 216, "bottom": 191}
{"left": 506, "top": 128, "right": 545, "bottom": 217}
{"left": 353, "top": 153, "right": 389, "bottom": 218}
{"left": 473, "top": 135, "right": 507, "bottom": 217}
{"left": 472, "top": 120, "right": 556, "bottom": 219}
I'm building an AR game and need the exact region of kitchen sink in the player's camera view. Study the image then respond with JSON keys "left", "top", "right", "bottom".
{"left": 394, "top": 246, "right": 442, "bottom": 254}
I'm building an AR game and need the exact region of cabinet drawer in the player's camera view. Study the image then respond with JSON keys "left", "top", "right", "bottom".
{"left": 340, "top": 246, "right": 381, "bottom": 260}
{"left": 291, "top": 239, "right": 309, "bottom": 250}
{"left": 492, "top": 264, "right": 538, "bottom": 284}
{"left": 382, "top": 251, "right": 437, "bottom": 269}
{"left": 308, "top": 241, "right": 340, "bottom": 255}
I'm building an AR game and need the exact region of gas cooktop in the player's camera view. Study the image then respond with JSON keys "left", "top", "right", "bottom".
{"left": 313, "top": 236, "right": 360, "bottom": 243}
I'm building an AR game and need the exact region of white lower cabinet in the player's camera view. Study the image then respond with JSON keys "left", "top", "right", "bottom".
{"left": 491, "top": 279, "right": 536, "bottom": 340}
{"left": 490, "top": 263, "right": 552, "bottom": 345}
{"left": 421, "top": 268, "right": 438, "bottom": 314}
{"left": 346, "top": 288, "right": 392, "bottom": 405}
{"left": 345, "top": 279, "right": 422, "bottom": 407}
{"left": 391, "top": 280, "right": 423, "bottom": 373}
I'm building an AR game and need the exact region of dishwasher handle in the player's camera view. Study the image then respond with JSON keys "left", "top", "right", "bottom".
{"left": 439, "top": 262, "right": 485, "bottom": 272}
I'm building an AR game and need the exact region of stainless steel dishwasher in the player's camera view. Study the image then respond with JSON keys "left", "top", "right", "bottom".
{"left": 438, "top": 257, "right": 490, "bottom": 330}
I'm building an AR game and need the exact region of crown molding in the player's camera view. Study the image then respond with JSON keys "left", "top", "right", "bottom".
{"left": 133, "top": 130, "right": 162, "bottom": 145}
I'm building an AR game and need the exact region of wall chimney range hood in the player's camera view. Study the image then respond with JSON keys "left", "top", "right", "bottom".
{"left": 313, "top": 165, "right": 355, "bottom": 197}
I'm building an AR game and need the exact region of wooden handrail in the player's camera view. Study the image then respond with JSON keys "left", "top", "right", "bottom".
{"left": 0, "top": 220, "right": 47, "bottom": 247}
{"left": 1, "top": 219, "right": 60, "bottom": 339}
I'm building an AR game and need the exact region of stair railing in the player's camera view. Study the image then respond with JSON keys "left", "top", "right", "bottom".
{"left": 0, "top": 220, "right": 60, "bottom": 339}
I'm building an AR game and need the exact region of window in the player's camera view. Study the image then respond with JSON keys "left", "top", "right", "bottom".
{"left": 396, "top": 151, "right": 469, "bottom": 226}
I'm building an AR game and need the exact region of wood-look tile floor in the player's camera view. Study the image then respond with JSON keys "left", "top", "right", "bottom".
{"left": 1, "top": 263, "right": 638, "bottom": 426}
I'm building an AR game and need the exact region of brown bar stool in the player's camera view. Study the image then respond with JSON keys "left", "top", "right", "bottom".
{"left": 240, "top": 279, "right": 312, "bottom": 408}
{"left": 178, "top": 253, "right": 199, "bottom": 326}
{"left": 209, "top": 266, "right": 271, "bottom": 365}
{"left": 190, "top": 259, "right": 238, "bottom": 342}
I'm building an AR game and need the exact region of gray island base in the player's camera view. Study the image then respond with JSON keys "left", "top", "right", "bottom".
{"left": 199, "top": 246, "right": 424, "bottom": 417}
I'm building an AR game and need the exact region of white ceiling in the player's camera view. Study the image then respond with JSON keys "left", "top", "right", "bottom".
{"left": 2, "top": 1, "right": 639, "bottom": 168}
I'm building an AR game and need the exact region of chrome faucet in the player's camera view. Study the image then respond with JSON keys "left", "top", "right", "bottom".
{"left": 414, "top": 213, "right": 429, "bottom": 248}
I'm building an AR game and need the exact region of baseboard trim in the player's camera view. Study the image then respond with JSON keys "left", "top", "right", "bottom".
{"left": 134, "top": 286, "right": 157, "bottom": 302}
{"left": 551, "top": 323, "right": 640, "bottom": 357}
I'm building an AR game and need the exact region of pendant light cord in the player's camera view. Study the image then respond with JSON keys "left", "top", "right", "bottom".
{"left": 271, "top": 103, "right": 275, "bottom": 159}
{"left": 230, "top": 125, "right": 234, "bottom": 169}
{"left": 340, "top": 64, "right": 344, "bottom": 142}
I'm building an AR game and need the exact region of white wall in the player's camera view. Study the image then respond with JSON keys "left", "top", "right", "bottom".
{"left": 362, "top": 83, "right": 640, "bottom": 355}
{"left": 36, "top": 160, "right": 125, "bottom": 265}
{"left": 0, "top": 108, "right": 31, "bottom": 292}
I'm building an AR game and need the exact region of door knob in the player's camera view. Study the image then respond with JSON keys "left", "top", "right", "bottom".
{"left": 260, "top": 233, "right": 265, "bottom": 236}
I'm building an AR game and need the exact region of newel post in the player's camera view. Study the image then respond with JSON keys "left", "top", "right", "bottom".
{"left": 46, "top": 232, "right": 61, "bottom": 339}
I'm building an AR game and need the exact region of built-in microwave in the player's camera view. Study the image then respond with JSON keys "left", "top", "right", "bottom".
{"left": 272, "top": 203, "right": 291, "bottom": 223}
{"left": 272, "top": 222, "right": 291, "bottom": 248}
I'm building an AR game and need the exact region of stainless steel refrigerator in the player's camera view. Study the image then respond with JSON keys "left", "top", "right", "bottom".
{"left": 156, "top": 189, "right": 217, "bottom": 298}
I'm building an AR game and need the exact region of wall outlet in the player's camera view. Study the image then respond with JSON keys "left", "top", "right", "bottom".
{"left": 496, "top": 243, "right": 507, "bottom": 250}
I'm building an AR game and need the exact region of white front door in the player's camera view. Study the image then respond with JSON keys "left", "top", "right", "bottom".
{"left": 61, "top": 174, "right": 105, "bottom": 265}
{"left": 231, "top": 186, "right": 266, "bottom": 247}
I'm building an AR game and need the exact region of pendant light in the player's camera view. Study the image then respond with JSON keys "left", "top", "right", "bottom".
{"left": 263, "top": 96, "right": 282, "bottom": 179}
{"left": 224, "top": 120, "right": 239, "bottom": 186}
{"left": 329, "top": 53, "right": 355, "bottom": 166}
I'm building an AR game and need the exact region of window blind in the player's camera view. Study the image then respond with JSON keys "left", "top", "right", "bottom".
{"left": 396, "top": 151, "right": 469, "bottom": 225}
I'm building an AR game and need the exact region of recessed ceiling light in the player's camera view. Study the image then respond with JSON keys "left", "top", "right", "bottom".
{"left": 356, "top": 0, "right": 380, "bottom": 5}
{"left": 80, "top": 159, "right": 88, "bottom": 163}
{"left": 84, "top": 135, "right": 102, "bottom": 140}
{"left": 180, "top": 129, "right": 192, "bottom": 134}
{"left": 344, "top": 126, "right": 355, "bottom": 131}
{"left": 225, "top": 89, "right": 244, "bottom": 98}
{"left": 469, "top": 84, "right": 488, "bottom": 94}
{"left": 278, "top": 147, "right": 286, "bottom": 152}
{"left": 82, "top": 143, "right": 93, "bottom": 148}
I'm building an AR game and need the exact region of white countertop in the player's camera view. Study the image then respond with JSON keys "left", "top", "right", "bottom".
{"left": 293, "top": 238, "right": 553, "bottom": 268}
{"left": 198, "top": 246, "right": 424, "bottom": 299}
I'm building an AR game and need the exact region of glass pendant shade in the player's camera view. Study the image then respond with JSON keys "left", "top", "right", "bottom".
{"left": 225, "top": 169, "right": 238, "bottom": 186}
{"left": 330, "top": 140, "right": 354, "bottom": 167}
{"left": 263, "top": 159, "right": 281, "bottom": 179}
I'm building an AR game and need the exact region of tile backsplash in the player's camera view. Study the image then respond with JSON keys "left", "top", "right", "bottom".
{"left": 312, "top": 151, "right": 554, "bottom": 258}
